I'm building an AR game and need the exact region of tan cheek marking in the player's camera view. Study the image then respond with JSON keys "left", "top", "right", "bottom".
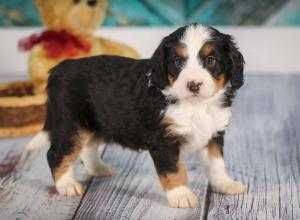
{"left": 159, "top": 160, "right": 188, "bottom": 190}
{"left": 214, "top": 73, "right": 225, "bottom": 91}
{"left": 168, "top": 74, "right": 175, "bottom": 86}
{"left": 201, "top": 44, "right": 214, "bottom": 57}
{"left": 207, "top": 140, "right": 223, "bottom": 159}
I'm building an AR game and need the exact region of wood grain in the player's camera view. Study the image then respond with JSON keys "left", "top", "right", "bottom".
{"left": 206, "top": 75, "right": 300, "bottom": 220}
{"left": 73, "top": 145, "right": 209, "bottom": 219}
{"left": 0, "top": 136, "right": 106, "bottom": 220}
{"left": 0, "top": 137, "right": 26, "bottom": 178}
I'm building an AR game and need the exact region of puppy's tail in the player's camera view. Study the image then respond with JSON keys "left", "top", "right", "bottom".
{"left": 26, "top": 131, "right": 49, "bottom": 151}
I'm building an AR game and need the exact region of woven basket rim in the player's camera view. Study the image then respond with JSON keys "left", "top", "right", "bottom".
{"left": 0, "top": 80, "right": 47, "bottom": 107}
{"left": 0, "top": 80, "right": 33, "bottom": 90}
{"left": 0, "top": 123, "right": 44, "bottom": 137}
{"left": 0, "top": 94, "right": 47, "bottom": 107}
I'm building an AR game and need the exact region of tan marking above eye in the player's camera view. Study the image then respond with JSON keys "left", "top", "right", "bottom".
{"left": 175, "top": 45, "right": 187, "bottom": 58}
{"left": 201, "top": 43, "right": 214, "bottom": 57}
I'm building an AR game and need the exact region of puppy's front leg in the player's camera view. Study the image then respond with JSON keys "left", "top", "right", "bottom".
{"left": 199, "top": 133, "right": 246, "bottom": 195}
{"left": 150, "top": 146, "right": 198, "bottom": 208}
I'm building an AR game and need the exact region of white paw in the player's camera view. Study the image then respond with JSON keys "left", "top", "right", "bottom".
{"left": 225, "top": 181, "right": 246, "bottom": 195}
{"left": 88, "top": 163, "right": 116, "bottom": 177}
{"left": 56, "top": 180, "right": 84, "bottom": 196}
{"left": 166, "top": 186, "right": 198, "bottom": 208}
{"left": 213, "top": 181, "right": 246, "bottom": 195}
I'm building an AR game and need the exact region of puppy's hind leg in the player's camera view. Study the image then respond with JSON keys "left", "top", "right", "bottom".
{"left": 80, "top": 147, "right": 115, "bottom": 176}
{"left": 47, "top": 138, "right": 83, "bottom": 196}
{"left": 79, "top": 133, "right": 115, "bottom": 177}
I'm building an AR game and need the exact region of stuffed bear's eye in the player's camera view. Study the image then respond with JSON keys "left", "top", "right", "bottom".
{"left": 73, "top": 0, "right": 80, "bottom": 4}
{"left": 205, "top": 56, "right": 216, "bottom": 66}
{"left": 87, "top": 0, "right": 97, "bottom": 6}
{"left": 174, "top": 57, "right": 183, "bottom": 68}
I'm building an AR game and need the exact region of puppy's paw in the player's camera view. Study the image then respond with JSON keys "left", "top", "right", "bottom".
{"left": 213, "top": 181, "right": 246, "bottom": 195}
{"left": 56, "top": 180, "right": 84, "bottom": 196}
{"left": 88, "top": 163, "right": 116, "bottom": 177}
{"left": 224, "top": 181, "right": 246, "bottom": 195}
{"left": 166, "top": 186, "right": 198, "bottom": 208}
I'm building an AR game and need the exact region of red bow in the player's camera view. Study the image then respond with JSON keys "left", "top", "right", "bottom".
{"left": 18, "top": 30, "right": 91, "bottom": 58}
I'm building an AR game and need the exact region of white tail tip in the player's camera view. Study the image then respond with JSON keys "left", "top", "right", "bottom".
{"left": 26, "top": 131, "right": 49, "bottom": 151}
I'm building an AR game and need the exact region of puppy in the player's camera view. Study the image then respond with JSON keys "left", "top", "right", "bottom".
{"left": 28, "top": 24, "right": 245, "bottom": 208}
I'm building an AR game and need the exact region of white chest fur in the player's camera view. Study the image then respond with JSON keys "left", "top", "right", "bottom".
{"left": 164, "top": 94, "right": 231, "bottom": 152}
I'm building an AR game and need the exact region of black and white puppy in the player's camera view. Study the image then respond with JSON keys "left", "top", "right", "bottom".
{"left": 28, "top": 24, "right": 245, "bottom": 208}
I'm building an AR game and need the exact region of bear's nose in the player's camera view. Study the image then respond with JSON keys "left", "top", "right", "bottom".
{"left": 187, "top": 81, "right": 202, "bottom": 93}
{"left": 87, "top": 0, "right": 97, "bottom": 6}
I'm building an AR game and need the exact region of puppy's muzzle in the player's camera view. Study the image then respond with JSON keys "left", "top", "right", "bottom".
{"left": 187, "top": 81, "right": 202, "bottom": 94}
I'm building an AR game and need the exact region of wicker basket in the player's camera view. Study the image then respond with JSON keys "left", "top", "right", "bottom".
{"left": 0, "top": 80, "right": 46, "bottom": 137}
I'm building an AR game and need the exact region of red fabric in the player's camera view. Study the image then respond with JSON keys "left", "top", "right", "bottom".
{"left": 18, "top": 30, "right": 91, "bottom": 58}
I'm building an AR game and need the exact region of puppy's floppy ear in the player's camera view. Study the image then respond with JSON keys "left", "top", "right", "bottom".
{"left": 150, "top": 25, "right": 188, "bottom": 89}
{"left": 150, "top": 37, "right": 170, "bottom": 89}
{"left": 227, "top": 36, "right": 245, "bottom": 90}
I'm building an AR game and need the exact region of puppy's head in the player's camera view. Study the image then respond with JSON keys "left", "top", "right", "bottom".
{"left": 151, "top": 24, "right": 244, "bottom": 100}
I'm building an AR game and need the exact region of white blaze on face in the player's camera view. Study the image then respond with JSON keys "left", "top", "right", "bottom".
{"left": 168, "top": 25, "right": 217, "bottom": 99}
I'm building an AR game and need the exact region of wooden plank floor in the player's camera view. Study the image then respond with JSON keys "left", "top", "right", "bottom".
{"left": 0, "top": 75, "right": 299, "bottom": 220}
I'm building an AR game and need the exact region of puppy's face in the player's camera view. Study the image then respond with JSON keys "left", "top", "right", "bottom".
{"left": 152, "top": 24, "right": 244, "bottom": 100}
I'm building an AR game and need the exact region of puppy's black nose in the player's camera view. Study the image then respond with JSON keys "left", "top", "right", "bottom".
{"left": 187, "top": 81, "right": 202, "bottom": 93}
{"left": 87, "top": 0, "right": 97, "bottom": 6}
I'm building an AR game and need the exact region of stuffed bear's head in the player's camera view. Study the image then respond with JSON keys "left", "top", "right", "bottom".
{"left": 35, "top": 0, "right": 107, "bottom": 36}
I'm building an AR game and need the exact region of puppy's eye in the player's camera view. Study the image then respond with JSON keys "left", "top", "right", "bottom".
{"left": 73, "top": 0, "right": 80, "bottom": 4}
{"left": 174, "top": 57, "right": 183, "bottom": 68}
{"left": 205, "top": 56, "right": 216, "bottom": 66}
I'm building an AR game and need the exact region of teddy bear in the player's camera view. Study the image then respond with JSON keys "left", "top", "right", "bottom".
{"left": 20, "top": 0, "right": 139, "bottom": 93}
{"left": 0, "top": 0, "right": 139, "bottom": 137}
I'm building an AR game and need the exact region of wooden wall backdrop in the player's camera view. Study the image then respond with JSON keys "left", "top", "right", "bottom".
{"left": 0, "top": 0, "right": 300, "bottom": 27}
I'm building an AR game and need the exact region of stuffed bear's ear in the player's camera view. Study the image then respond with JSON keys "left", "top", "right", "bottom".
{"left": 34, "top": 0, "right": 44, "bottom": 7}
{"left": 227, "top": 37, "right": 245, "bottom": 90}
{"left": 150, "top": 37, "right": 170, "bottom": 89}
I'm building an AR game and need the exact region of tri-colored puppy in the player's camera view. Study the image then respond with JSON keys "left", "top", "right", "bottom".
{"left": 28, "top": 24, "right": 245, "bottom": 208}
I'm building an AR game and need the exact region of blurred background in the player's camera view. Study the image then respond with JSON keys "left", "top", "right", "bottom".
{"left": 1, "top": 0, "right": 300, "bottom": 26}
{"left": 0, "top": 0, "right": 300, "bottom": 76}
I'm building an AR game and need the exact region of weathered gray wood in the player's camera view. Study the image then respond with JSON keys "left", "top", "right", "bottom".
{"left": 206, "top": 75, "right": 300, "bottom": 220}
{"left": 0, "top": 75, "right": 93, "bottom": 220}
{"left": 0, "top": 136, "right": 106, "bottom": 220}
{"left": 73, "top": 145, "right": 209, "bottom": 220}
{"left": 0, "top": 137, "right": 28, "bottom": 179}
